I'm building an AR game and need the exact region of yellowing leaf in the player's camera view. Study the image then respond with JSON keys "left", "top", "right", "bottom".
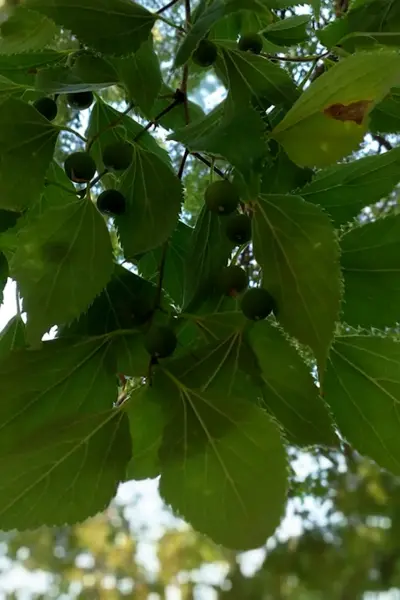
{"left": 273, "top": 51, "right": 400, "bottom": 167}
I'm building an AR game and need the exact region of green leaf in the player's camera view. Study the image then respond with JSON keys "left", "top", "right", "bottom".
{"left": 299, "top": 147, "right": 400, "bottom": 226}
{"left": 183, "top": 206, "right": 235, "bottom": 311}
{"left": 139, "top": 221, "right": 192, "bottom": 308}
{"left": 340, "top": 215, "right": 400, "bottom": 328}
{"left": 0, "top": 252, "right": 8, "bottom": 305}
{"left": 325, "top": 336, "right": 400, "bottom": 475}
{"left": 60, "top": 264, "right": 154, "bottom": 378}
{"left": 115, "top": 145, "right": 182, "bottom": 258}
{"left": 0, "top": 7, "right": 56, "bottom": 54}
{"left": 113, "top": 39, "right": 162, "bottom": 114}
{"left": 0, "top": 337, "right": 130, "bottom": 529}
{"left": 0, "top": 409, "right": 130, "bottom": 530}
{"left": 175, "top": 0, "right": 270, "bottom": 67}
{"left": 248, "top": 321, "right": 337, "bottom": 447}
{"left": 87, "top": 99, "right": 171, "bottom": 174}
{"left": 0, "top": 74, "right": 32, "bottom": 100}
{"left": 125, "top": 385, "right": 166, "bottom": 481}
{"left": 260, "top": 148, "right": 313, "bottom": 194}
{"left": 0, "top": 98, "right": 59, "bottom": 210}
{"left": 170, "top": 103, "right": 268, "bottom": 178}
{"left": 273, "top": 51, "right": 400, "bottom": 167}
{"left": 26, "top": 0, "right": 156, "bottom": 56}
{"left": 149, "top": 84, "right": 205, "bottom": 130}
{"left": 253, "top": 194, "right": 342, "bottom": 374}
{"left": 0, "top": 316, "right": 25, "bottom": 357}
{"left": 10, "top": 199, "right": 114, "bottom": 344}
{"left": 0, "top": 51, "right": 63, "bottom": 86}
{"left": 263, "top": 15, "right": 310, "bottom": 47}
{"left": 36, "top": 56, "right": 118, "bottom": 94}
{"left": 157, "top": 363, "right": 288, "bottom": 549}
{"left": 0, "top": 209, "right": 21, "bottom": 234}
{"left": 61, "top": 264, "right": 156, "bottom": 337}
{"left": 370, "top": 88, "right": 400, "bottom": 134}
{"left": 216, "top": 44, "right": 299, "bottom": 108}
{"left": 318, "top": 0, "right": 400, "bottom": 50}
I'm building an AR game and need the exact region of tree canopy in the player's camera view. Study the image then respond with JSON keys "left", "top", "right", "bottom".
{"left": 0, "top": 0, "right": 400, "bottom": 585}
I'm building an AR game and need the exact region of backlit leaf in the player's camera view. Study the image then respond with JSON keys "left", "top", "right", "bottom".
{"left": 113, "top": 39, "right": 162, "bottom": 113}
{"left": 10, "top": 199, "right": 114, "bottom": 344}
{"left": 263, "top": 15, "right": 310, "bottom": 47}
{"left": 253, "top": 194, "right": 342, "bottom": 374}
{"left": 0, "top": 98, "right": 59, "bottom": 210}
{"left": 341, "top": 215, "right": 400, "bottom": 328}
{"left": 325, "top": 336, "right": 400, "bottom": 475}
{"left": 216, "top": 44, "right": 299, "bottom": 108}
{"left": 175, "top": 0, "right": 270, "bottom": 67}
{"left": 125, "top": 385, "right": 166, "bottom": 481}
{"left": 139, "top": 221, "right": 192, "bottom": 308}
{"left": 183, "top": 206, "right": 235, "bottom": 311}
{"left": 157, "top": 359, "right": 288, "bottom": 549}
{"left": 0, "top": 7, "right": 56, "bottom": 54}
{"left": 0, "top": 337, "right": 130, "bottom": 529}
{"left": 0, "top": 316, "right": 26, "bottom": 357}
{"left": 299, "top": 147, "right": 400, "bottom": 226}
{"left": 116, "top": 145, "right": 182, "bottom": 258}
{"left": 170, "top": 103, "right": 268, "bottom": 178}
{"left": 248, "top": 321, "right": 337, "bottom": 447}
{"left": 26, "top": 0, "right": 156, "bottom": 56}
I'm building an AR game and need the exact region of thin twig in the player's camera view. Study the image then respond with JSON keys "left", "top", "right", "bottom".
{"left": 61, "top": 126, "right": 87, "bottom": 143}
{"left": 178, "top": 148, "right": 190, "bottom": 179}
{"left": 191, "top": 152, "right": 226, "bottom": 178}
{"left": 262, "top": 51, "right": 329, "bottom": 62}
{"left": 89, "top": 169, "right": 108, "bottom": 189}
{"left": 372, "top": 134, "right": 393, "bottom": 151}
{"left": 133, "top": 97, "right": 182, "bottom": 142}
{"left": 156, "top": 0, "right": 181, "bottom": 14}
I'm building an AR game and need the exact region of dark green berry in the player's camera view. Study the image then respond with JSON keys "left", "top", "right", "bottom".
{"left": 97, "top": 189, "right": 126, "bottom": 216}
{"left": 144, "top": 325, "right": 177, "bottom": 359}
{"left": 102, "top": 141, "right": 133, "bottom": 171}
{"left": 241, "top": 288, "right": 275, "bottom": 321}
{"left": 225, "top": 214, "right": 252, "bottom": 245}
{"left": 192, "top": 39, "right": 218, "bottom": 67}
{"left": 33, "top": 97, "right": 58, "bottom": 121}
{"left": 219, "top": 265, "right": 248, "bottom": 297}
{"left": 204, "top": 180, "right": 240, "bottom": 216}
{"left": 238, "top": 33, "right": 264, "bottom": 54}
{"left": 66, "top": 91, "right": 94, "bottom": 110}
{"left": 64, "top": 152, "right": 96, "bottom": 183}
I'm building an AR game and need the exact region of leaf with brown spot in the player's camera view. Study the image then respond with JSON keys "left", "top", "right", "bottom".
{"left": 323, "top": 100, "right": 372, "bottom": 125}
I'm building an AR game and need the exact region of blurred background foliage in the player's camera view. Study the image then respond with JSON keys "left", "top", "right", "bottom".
{"left": 1, "top": 0, "right": 400, "bottom": 597}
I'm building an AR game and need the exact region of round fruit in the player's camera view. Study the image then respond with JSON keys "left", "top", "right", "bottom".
{"left": 33, "top": 97, "right": 58, "bottom": 121}
{"left": 144, "top": 325, "right": 177, "bottom": 359}
{"left": 66, "top": 91, "right": 94, "bottom": 110}
{"left": 192, "top": 39, "right": 218, "bottom": 67}
{"left": 102, "top": 141, "right": 133, "bottom": 171}
{"left": 220, "top": 265, "right": 248, "bottom": 296}
{"left": 204, "top": 180, "right": 240, "bottom": 216}
{"left": 238, "top": 33, "right": 264, "bottom": 54}
{"left": 97, "top": 189, "right": 126, "bottom": 216}
{"left": 64, "top": 152, "right": 96, "bottom": 183}
{"left": 225, "top": 214, "right": 252, "bottom": 245}
{"left": 241, "top": 288, "right": 275, "bottom": 321}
